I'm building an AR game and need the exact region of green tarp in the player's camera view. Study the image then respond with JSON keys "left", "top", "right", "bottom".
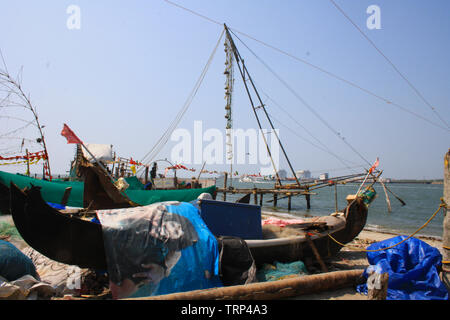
{"left": 0, "top": 170, "right": 216, "bottom": 210}
{"left": 0, "top": 171, "right": 85, "bottom": 208}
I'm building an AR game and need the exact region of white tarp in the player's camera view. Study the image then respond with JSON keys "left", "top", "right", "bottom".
{"left": 82, "top": 143, "right": 113, "bottom": 163}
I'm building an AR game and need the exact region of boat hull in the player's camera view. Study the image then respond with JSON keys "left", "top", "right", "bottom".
{"left": 247, "top": 199, "right": 367, "bottom": 265}
{"left": 8, "top": 182, "right": 367, "bottom": 269}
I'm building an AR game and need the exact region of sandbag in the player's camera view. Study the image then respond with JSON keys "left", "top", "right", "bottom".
{"left": 216, "top": 236, "right": 257, "bottom": 286}
{"left": 356, "top": 236, "right": 448, "bottom": 300}
{"left": 0, "top": 240, "right": 38, "bottom": 282}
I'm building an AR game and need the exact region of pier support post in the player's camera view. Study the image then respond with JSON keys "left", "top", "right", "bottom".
{"left": 305, "top": 187, "right": 311, "bottom": 210}
{"left": 443, "top": 149, "right": 450, "bottom": 292}
{"left": 287, "top": 193, "right": 292, "bottom": 211}
{"left": 144, "top": 166, "right": 149, "bottom": 184}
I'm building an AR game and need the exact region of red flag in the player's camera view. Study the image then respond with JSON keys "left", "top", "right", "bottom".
{"left": 368, "top": 157, "right": 380, "bottom": 174}
{"left": 61, "top": 123, "right": 83, "bottom": 144}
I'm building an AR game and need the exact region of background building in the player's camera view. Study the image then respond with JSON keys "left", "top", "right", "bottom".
{"left": 295, "top": 170, "right": 311, "bottom": 180}
{"left": 319, "top": 173, "right": 329, "bottom": 180}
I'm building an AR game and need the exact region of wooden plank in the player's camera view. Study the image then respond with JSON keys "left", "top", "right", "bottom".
{"left": 306, "top": 234, "right": 328, "bottom": 272}
{"left": 60, "top": 187, "right": 72, "bottom": 206}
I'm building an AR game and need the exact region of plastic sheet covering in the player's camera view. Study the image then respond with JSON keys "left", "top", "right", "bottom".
{"left": 96, "top": 201, "right": 222, "bottom": 299}
{"left": 22, "top": 247, "right": 99, "bottom": 297}
{"left": 0, "top": 275, "right": 55, "bottom": 300}
{"left": 81, "top": 143, "right": 113, "bottom": 163}
{"left": 0, "top": 240, "right": 38, "bottom": 281}
{"left": 356, "top": 236, "right": 448, "bottom": 300}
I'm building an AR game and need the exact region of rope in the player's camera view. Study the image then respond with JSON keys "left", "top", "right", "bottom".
{"left": 162, "top": 0, "right": 450, "bottom": 133}
{"left": 329, "top": 0, "right": 450, "bottom": 131}
{"left": 230, "top": 30, "right": 373, "bottom": 168}
{"left": 136, "top": 28, "right": 225, "bottom": 172}
{"left": 328, "top": 199, "right": 447, "bottom": 253}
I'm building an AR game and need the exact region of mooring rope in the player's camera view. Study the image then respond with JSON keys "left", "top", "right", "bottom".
{"left": 328, "top": 198, "right": 448, "bottom": 253}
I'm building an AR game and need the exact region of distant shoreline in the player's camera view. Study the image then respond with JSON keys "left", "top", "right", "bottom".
{"left": 388, "top": 179, "right": 443, "bottom": 184}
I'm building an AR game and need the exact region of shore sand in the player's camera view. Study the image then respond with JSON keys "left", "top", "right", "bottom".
{"left": 292, "top": 228, "right": 445, "bottom": 300}
{"left": 1, "top": 217, "right": 446, "bottom": 300}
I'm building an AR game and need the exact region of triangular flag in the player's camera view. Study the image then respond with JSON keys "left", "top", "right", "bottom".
{"left": 61, "top": 123, "right": 83, "bottom": 144}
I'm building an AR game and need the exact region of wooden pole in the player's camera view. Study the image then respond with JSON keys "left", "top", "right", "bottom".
{"left": 380, "top": 180, "right": 392, "bottom": 213}
{"left": 306, "top": 234, "right": 328, "bottom": 272}
{"left": 287, "top": 193, "right": 292, "bottom": 211}
{"left": 223, "top": 172, "right": 228, "bottom": 201}
{"left": 306, "top": 186, "right": 311, "bottom": 209}
{"left": 273, "top": 193, "right": 278, "bottom": 207}
{"left": 129, "top": 269, "right": 364, "bottom": 300}
{"left": 334, "top": 183, "right": 338, "bottom": 213}
{"left": 144, "top": 166, "right": 149, "bottom": 184}
{"left": 60, "top": 187, "right": 72, "bottom": 207}
{"left": 442, "top": 149, "right": 450, "bottom": 292}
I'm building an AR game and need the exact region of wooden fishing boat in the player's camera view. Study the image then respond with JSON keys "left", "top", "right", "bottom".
{"left": 8, "top": 180, "right": 368, "bottom": 269}
{"left": 0, "top": 167, "right": 216, "bottom": 214}
{"left": 248, "top": 196, "right": 367, "bottom": 265}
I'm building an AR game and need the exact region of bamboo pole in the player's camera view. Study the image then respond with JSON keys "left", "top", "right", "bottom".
{"left": 380, "top": 181, "right": 392, "bottom": 213}
{"left": 25, "top": 149, "right": 30, "bottom": 176}
{"left": 223, "top": 172, "right": 228, "bottom": 201}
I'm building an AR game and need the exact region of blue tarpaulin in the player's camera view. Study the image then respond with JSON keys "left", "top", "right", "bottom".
{"left": 96, "top": 201, "right": 222, "bottom": 299}
{"left": 356, "top": 235, "right": 448, "bottom": 300}
{"left": 0, "top": 240, "right": 38, "bottom": 281}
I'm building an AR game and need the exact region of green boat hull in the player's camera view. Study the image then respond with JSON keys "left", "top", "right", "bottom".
{"left": 0, "top": 170, "right": 216, "bottom": 212}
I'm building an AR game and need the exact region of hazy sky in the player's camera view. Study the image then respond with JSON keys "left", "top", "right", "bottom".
{"left": 0, "top": 0, "right": 449, "bottom": 179}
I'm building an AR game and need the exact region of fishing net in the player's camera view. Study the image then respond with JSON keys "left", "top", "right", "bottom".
{"left": 256, "top": 260, "right": 308, "bottom": 282}
{"left": 0, "top": 221, "right": 21, "bottom": 240}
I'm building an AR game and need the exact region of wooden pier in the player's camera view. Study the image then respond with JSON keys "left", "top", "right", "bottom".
{"left": 217, "top": 172, "right": 319, "bottom": 210}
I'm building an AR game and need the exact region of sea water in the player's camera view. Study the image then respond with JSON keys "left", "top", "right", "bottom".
{"left": 217, "top": 179, "right": 445, "bottom": 238}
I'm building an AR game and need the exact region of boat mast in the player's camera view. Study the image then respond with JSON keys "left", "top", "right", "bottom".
{"left": 224, "top": 35, "right": 234, "bottom": 187}
{"left": 224, "top": 24, "right": 301, "bottom": 187}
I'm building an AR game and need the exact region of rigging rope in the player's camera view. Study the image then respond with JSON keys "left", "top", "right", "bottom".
{"left": 329, "top": 0, "right": 450, "bottom": 131}
{"left": 136, "top": 29, "right": 225, "bottom": 173}
{"left": 162, "top": 0, "right": 450, "bottom": 133}
{"left": 230, "top": 29, "right": 373, "bottom": 167}
{"left": 247, "top": 77, "right": 364, "bottom": 173}
{"left": 267, "top": 111, "right": 363, "bottom": 173}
